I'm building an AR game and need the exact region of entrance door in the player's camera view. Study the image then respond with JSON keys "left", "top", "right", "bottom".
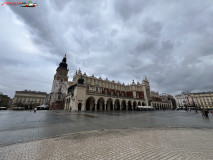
{"left": 78, "top": 103, "right": 82, "bottom": 111}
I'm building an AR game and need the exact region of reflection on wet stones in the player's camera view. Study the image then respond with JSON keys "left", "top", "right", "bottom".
{"left": 82, "top": 114, "right": 96, "bottom": 118}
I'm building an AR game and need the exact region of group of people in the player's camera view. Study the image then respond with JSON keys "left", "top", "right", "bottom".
{"left": 29, "top": 108, "right": 37, "bottom": 113}
{"left": 187, "top": 108, "right": 213, "bottom": 119}
{"left": 201, "top": 109, "right": 210, "bottom": 118}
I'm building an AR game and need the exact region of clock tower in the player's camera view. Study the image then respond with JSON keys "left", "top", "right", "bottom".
{"left": 49, "top": 55, "right": 69, "bottom": 109}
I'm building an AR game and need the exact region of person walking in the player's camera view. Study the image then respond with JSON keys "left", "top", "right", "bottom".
{"left": 201, "top": 109, "right": 205, "bottom": 118}
{"left": 205, "top": 110, "right": 209, "bottom": 119}
{"left": 34, "top": 108, "right": 37, "bottom": 113}
{"left": 210, "top": 110, "right": 213, "bottom": 116}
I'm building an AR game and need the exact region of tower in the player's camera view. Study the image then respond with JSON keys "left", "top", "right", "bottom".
{"left": 142, "top": 76, "right": 151, "bottom": 106}
{"left": 49, "top": 55, "right": 69, "bottom": 109}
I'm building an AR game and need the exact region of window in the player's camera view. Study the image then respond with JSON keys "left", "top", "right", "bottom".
{"left": 60, "top": 79, "right": 64, "bottom": 82}
{"left": 62, "top": 70, "right": 65, "bottom": 75}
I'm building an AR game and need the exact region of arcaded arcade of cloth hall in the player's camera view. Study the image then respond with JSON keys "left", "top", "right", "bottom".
{"left": 49, "top": 55, "right": 172, "bottom": 111}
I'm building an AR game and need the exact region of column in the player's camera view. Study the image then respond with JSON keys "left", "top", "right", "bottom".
{"left": 120, "top": 102, "right": 122, "bottom": 111}
{"left": 126, "top": 103, "right": 128, "bottom": 111}
{"left": 82, "top": 103, "right": 86, "bottom": 111}
{"left": 113, "top": 103, "right": 115, "bottom": 111}
{"left": 95, "top": 101, "right": 97, "bottom": 111}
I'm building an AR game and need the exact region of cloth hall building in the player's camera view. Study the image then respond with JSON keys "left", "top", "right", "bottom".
{"left": 50, "top": 55, "right": 173, "bottom": 111}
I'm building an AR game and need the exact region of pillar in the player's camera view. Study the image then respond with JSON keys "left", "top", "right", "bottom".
{"left": 105, "top": 101, "right": 107, "bottom": 111}
{"left": 95, "top": 101, "right": 97, "bottom": 111}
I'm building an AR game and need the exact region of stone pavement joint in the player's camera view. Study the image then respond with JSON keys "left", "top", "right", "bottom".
{"left": 0, "top": 128, "right": 213, "bottom": 160}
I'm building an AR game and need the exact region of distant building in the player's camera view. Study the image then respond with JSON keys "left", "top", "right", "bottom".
{"left": 49, "top": 55, "right": 173, "bottom": 111}
{"left": 64, "top": 70, "right": 172, "bottom": 112}
{"left": 11, "top": 90, "right": 48, "bottom": 109}
{"left": 175, "top": 93, "right": 187, "bottom": 109}
{"left": 175, "top": 92, "right": 213, "bottom": 109}
{"left": 0, "top": 93, "right": 11, "bottom": 108}
{"left": 191, "top": 92, "right": 213, "bottom": 109}
{"left": 49, "top": 55, "right": 69, "bottom": 109}
{"left": 185, "top": 93, "right": 195, "bottom": 107}
{"left": 150, "top": 91, "right": 173, "bottom": 110}
{"left": 160, "top": 93, "right": 176, "bottom": 109}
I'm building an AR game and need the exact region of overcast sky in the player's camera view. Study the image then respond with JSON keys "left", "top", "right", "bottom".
{"left": 1, "top": 0, "right": 213, "bottom": 98}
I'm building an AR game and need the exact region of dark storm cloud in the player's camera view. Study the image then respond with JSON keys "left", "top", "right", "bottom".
{"left": 1, "top": 0, "right": 213, "bottom": 98}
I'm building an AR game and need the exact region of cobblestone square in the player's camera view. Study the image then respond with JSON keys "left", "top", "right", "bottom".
{"left": 0, "top": 110, "right": 213, "bottom": 159}
{"left": 1, "top": 128, "right": 213, "bottom": 160}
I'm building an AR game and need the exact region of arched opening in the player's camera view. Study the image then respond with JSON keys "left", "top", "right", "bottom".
{"left": 128, "top": 100, "right": 132, "bottom": 110}
{"left": 78, "top": 103, "right": 82, "bottom": 111}
{"left": 133, "top": 101, "right": 137, "bottom": 110}
{"left": 106, "top": 98, "right": 113, "bottom": 111}
{"left": 97, "top": 97, "right": 105, "bottom": 111}
{"left": 138, "top": 101, "right": 141, "bottom": 106}
{"left": 86, "top": 97, "right": 95, "bottom": 111}
{"left": 114, "top": 99, "right": 120, "bottom": 110}
{"left": 121, "top": 100, "right": 126, "bottom": 110}
{"left": 142, "top": 102, "right": 146, "bottom": 106}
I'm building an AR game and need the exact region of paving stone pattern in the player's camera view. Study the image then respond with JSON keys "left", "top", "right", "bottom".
{"left": 1, "top": 110, "right": 213, "bottom": 147}
{"left": 1, "top": 128, "right": 213, "bottom": 160}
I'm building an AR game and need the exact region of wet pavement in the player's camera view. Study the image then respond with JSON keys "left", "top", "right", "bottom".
{"left": 1, "top": 128, "right": 213, "bottom": 160}
{"left": 0, "top": 110, "right": 213, "bottom": 147}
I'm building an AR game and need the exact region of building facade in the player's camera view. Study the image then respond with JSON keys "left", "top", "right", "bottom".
{"left": 160, "top": 93, "right": 176, "bottom": 109}
{"left": 64, "top": 69, "right": 172, "bottom": 111}
{"left": 191, "top": 92, "right": 213, "bottom": 109}
{"left": 175, "top": 93, "right": 187, "bottom": 109}
{"left": 175, "top": 92, "right": 213, "bottom": 109}
{"left": 11, "top": 90, "right": 48, "bottom": 109}
{"left": 0, "top": 93, "right": 11, "bottom": 108}
{"left": 150, "top": 91, "right": 173, "bottom": 110}
{"left": 49, "top": 55, "right": 69, "bottom": 109}
{"left": 185, "top": 93, "right": 195, "bottom": 107}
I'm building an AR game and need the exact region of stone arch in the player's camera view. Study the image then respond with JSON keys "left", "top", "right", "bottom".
{"left": 86, "top": 97, "right": 95, "bottom": 111}
{"left": 97, "top": 97, "right": 105, "bottom": 111}
{"left": 78, "top": 103, "right": 82, "bottom": 111}
{"left": 133, "top": 101, "right": 137, "bottom": 110}
{"left": 114, "top": 99, "right": 120, "bottom": 110}
{"left": 138, "top": 101, "right": 141, "bottom": 106}
{"left": 121, "top": 100, "right": 126, "bottom": 110}
{"left": 128, "top": 100, "right": 132, "bottom": 110}
{"left": 106, "top": 98, "right": 113, "bottom": 111}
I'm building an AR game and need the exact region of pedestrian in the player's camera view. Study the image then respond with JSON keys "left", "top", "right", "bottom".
{"left": 34, "top": 108, "right": 37, "bottom": 113}
{"left": 205, "top": 110, "right": 209, "bottom": 119}
{"left": 201, "top": 110, "right": 205, "bottom": 118}
{"left": 210, "top": 110, "right": 213, "bottom": 116}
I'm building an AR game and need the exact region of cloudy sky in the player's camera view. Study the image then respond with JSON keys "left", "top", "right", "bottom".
{"left": 1, "top": 0, "right": 213, "bottom": 98}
